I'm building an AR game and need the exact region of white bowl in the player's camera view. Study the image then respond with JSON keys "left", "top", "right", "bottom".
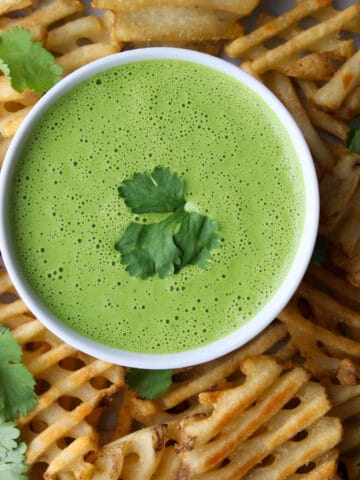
{"left": 0, "top": 48, "right": 319, "bottom": 368}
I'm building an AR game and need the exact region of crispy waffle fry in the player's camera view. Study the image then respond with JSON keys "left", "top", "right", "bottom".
{"left": 0, "top": 0, "right": 33, "bottom": 15}
{"left": 237, "top": 3, "right": 360, "bottom": 76}
{"left": 279, "top": 302, "right": 360, "bottom": 380}
{"left": 177, "top": 357, "right": 340, "bottom": 479}
{"left": 130, "top": 322, "right": 292, "bottom": 426}
{"left": 311, "top": 50, "right": 360, "bottom": 111}
{"left": 0, "top": 0, "right": 84, "bottom": 30}
{"left": 112, "top": 7, "right": 243, "bottom": 42}
{"left": 0, "top": 269, "right": 125, "bottom": 479}
{"left": 92, "top": 0, "right": 259, "bottom": 15}
{"left": 226, "top": 0, "right": 331, "bottom": 58}
{"left": 93, "top": 424, "right": 168, "bottom": 480}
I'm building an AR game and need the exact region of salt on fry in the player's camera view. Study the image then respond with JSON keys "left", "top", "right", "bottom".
{"left": 112, "top": 7, "right": 243, "bottom": 42}
{"left": 92, "top": 0, "right": 259, "bottom": 15}
{"left": 225, "top": 0, "right": 331, "bottom": 58}
{"left": 311, "top": 50, "right": 360, "bottom": 111}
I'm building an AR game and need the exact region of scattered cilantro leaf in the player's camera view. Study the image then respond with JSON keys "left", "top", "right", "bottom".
{"left": 0, "top": 420, "right": 20, "bottom": 459}
{"left": 115, "top": 213, "right": 182, "bottom": 279}
{"left": 125, "top": 368, "right": 173, "bottom": 399}
{"left": 119, "top": 166, "right": 185, "bottom": 213}
{"left": 0, "top": 27, "right": 63, "bottom": 93}
{"left": 116, "top": 167, "right": 221, "bottom": 279}
{"left": 311, "top": 237, "right": 328, "bottom": 266}
{"left": 0, "top": 326, "right": 37, "bottom": 421}
{"left": 0, "top": 421, "right": 28, "bottom": 480}
{"left": 174, "top": 212, "right": 221, "bottom": 270}
{"left": 346, "top": 127, "right": 360, "bottom": 153}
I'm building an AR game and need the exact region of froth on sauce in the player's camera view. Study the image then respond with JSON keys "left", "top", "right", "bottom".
{"left": 10, "top": 59, "right": 305, "bottom": 353}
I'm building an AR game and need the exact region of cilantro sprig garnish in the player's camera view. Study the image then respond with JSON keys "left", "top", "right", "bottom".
{"left": 0, "top": 27, "right": 62, "bottom": 93}
{"left": 125, "top": 368, "right": 173, "bottom": 400}
{"left": 116, "top": 166, "right": 221, "bottom": 279}
{"left": 346, "top": 127, "right": 360, "bottom": 153}
{"left": 0, "top": 326, "right": 37, "bottom": 479}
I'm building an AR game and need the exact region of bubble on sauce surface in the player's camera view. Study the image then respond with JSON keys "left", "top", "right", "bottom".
{"left": 10, "top": 59, "right": 305, "bottom": 353}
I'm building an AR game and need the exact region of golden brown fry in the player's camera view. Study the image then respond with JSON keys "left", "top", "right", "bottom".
{"left": 57, "top": 44, "right": 119, "bottom": 75}
{"left": 112, "top": 7, "right": 242, "bottom": 42}
{"left": 92, "top": 0, "right": 259, "bottom": 15}
{"left": 285, "top": 52, "right": 336, "bottom": 81}
{"left": 0, "top": 106, "right": 32, "bottom": 138}
{"left": 302, "top": 101, "right": 349, "bottom": 141}
{"left": 311, "top": 50, "right": 360, "bottom": 111}
{"left": 0, "top": 137, "right": 11, "bottom": 166}
{"left": 319, "top": 148, "right": 360, "bottom": 231}
{"left": 241, "top": 3, "right": 360, "bottom": 76}
{"left": 225, "top": 0, "right": 331, "bottom": 58}
{"left": 0, "top": 0, "right": 32, "bottom": 15}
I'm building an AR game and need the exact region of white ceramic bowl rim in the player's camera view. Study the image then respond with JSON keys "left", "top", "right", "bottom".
{"left": 0, "top": 48, "right": 319, "bottom": 369}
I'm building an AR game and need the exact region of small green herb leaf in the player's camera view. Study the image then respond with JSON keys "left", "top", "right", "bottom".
{"left": 0, "top": 421, "right": 28, "bottom": 480}
{"left": 174, "top": 211, "right": 221, "bottom": 270}
{"left": 0, "top": 326, "right": 37, "bottom": 421}
{"left": 125, "top": 369, "right": 173, "bottom": 399}
{"left": 116, "top": 213, "right": 182, "bottom": 279}
{"left": 346, "top": 127, "right": 360, "bottom": 153}
{"left": 311, "top": 237, "right": 328, "bottom": 266}
{"left": 0, "top": 27, "right": 63, "bottom": 93}
{"left": 119, "top": 166, "right": 185, "bottom": 213}
{"left": 116, "top": 167, "right": 221, "bottom": 279}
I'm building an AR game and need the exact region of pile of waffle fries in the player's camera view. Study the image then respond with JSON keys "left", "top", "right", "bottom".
{"left": 0, "top": 0, "right": 360, "bottom": 478}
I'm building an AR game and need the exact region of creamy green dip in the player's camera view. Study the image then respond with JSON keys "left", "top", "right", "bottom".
{"left": 10, "top": 59, "right": 305, "bottom": 353}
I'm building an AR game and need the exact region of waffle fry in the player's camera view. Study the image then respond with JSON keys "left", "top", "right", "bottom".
{"left": 93, "top": 424, "right": 168, "bottom": 480}
{"left": 0, "top": 0, "right": 33, "bottom": 15}
{"left": 232, "top": 3, "right": 360, "bottom": 76}
{"left": 111, "top": 7, "right": 243, "bottom": 42}
{"left": 0, "top": 269, "right": 125, "bottom": 479}
{"left": 92, "top": 0, "right": 259, "bottom": 15}
{"left": 311, "top": 50, "right": 360, "bottom": 111}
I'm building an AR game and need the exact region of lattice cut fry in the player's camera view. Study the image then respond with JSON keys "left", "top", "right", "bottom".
{"left": 112, "top": 7, "right": 243, "bottom": 42}
{"left": 93, "top": 424, "right": 168, "bottom": 480}
{"left": 0, "top": 0, "right": 33, "bottom": 15}
{"left": 311, "top": 50, "right": 360, "bottom": 111}
{"left": 177, "top": 356, "right": 337, "bottom": 479}
{"left": 0, "top": 0, "right": 84, "bottom": 30}
{"left": 0, "top": 269, "right": 125, "bottom": 479}
{"left": 225, "top": 0, "right": 331, "bottom": 58}
{"left": 278, "top": 282, "right": 360, "bottom": 380}
{"left": 130, "top": 322, "right": 292, "bottom": 426}
{"left": 92, "top": 0, "right": 259, "bottom": 15}
{"left": 229, "top": 2, "right": 360, "bottom": 79}
{"left": 285, "top": 449, "right": 339, "bottom": 480}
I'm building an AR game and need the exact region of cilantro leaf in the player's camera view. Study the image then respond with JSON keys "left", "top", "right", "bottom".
{"left": 0, "top": 326, "right": 37, "bottom": 421}
{"left": 0, "top": 27, "right": 62, "bottom": 93}
{"left": 119, "top": 166, "right": 185, "bottom": 213}
{"left": 174, "top": 212, "right": 221, "bottom": 270}
{"left": 0, "top": 421, "right": 28, "bottom": 480}
{"left": 116, "top": 167, "right": 221, "bottom": 279}
{"left": 311, "top": 237, "right": 328, "bottom": 266}
{"left": 115, "top": 213, "right": 182, "bottom": 279}
{"left": 346, "top": 127, "right": 360, "bottom": 153}
{"left": 125, "top": 368, "right": 173, "bottom": 399}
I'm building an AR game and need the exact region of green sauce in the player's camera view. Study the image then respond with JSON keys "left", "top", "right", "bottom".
{"left": 10, "top": 59, "right": 305, "bottom": 353}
